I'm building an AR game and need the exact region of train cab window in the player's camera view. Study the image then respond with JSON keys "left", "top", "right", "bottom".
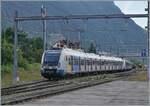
{"left": 44, "top": 52, "right": 60, "bottom": 66}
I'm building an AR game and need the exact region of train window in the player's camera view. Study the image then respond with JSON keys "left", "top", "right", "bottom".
{"left": 73, "top": 57, "right": 79, "bottom": 65}
{"left": 76, "top": 58, "right": 78, "bottom": 65}
{"left": 89, "top": 60, "right": 91, "bottom": 65}
{"left": 79, "top": 57, "right": 81, "bottom": 70}
{"left": 69, "top": 57, "right": 71, "bottom": 65}
{"left": 101, "top": 60, "right": 104, "bottom": 65}
{"left": 81, "top": 59, "right": 84, "bottom": 65}
{"left": 73, "top": 57, "right": 76, "bottom": 65}
{"left": 83, "top": 59, "right": 84, "bottom": 65}
{"left": 90, "top": 60, "right": 91, "bottom": 65}
{"left": 71, "top": 56, "right": 73, "bottom": 65}
{"left": 65, "top": 56, "right": 67, "bottom": 61}
{"left": 85, "top": 59, "right": 86, "bottom": 70}
{"left": 92, "top": 60, "right": 93, "bottom": 65}
{"left": 95, "top": 60, "right": 97, "bottom": 70}
{"left": 99, "top": 60, "right": 101, "bottom": 66}
{"left": 96, "top": 60, "right": 97, "bottom": 65}
{"left": 91, "top": 59, "right": 92, "bottom": 70}
{"left": 86, "top": 60, "right": 88, "bottom": 65}
{"left": 74, "top": 58, "right": 76, "bottom": 65}
{"left": 97, "top": 60, "right": 99, "bottom": 65}
{"left": 80, "top": 59, "right": 82, "bottom": 65}
{"left": 74, "top": 58, "right": 75, "bottom": 65}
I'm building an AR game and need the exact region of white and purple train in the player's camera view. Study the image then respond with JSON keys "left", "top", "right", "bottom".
{"left": 41, "top": 48, "right": 134, "bottom": 79}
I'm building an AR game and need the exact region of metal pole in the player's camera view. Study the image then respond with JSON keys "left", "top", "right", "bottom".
{"left": 148, "top": 1, "right": 150, "bottom": 80}
{"left": 78, "top": 31, "right": 81, "bottom": 49}
{"left": 13, "top": 11, "right": 18, "bottom": 85}
{"left": 41, "top": 5, "right": 47, "bottom": 51}
{"left": 43, "top": 19, "right": 47, "bottom": 50}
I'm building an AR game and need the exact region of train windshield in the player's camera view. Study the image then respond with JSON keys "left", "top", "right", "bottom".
{"left": 44, "top": 52, "right": 60, "bottom": 66}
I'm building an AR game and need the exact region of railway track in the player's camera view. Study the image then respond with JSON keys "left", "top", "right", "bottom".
{"left": 1, "top": 70, "right": 135, "bottom": 105}
{"left": 2, "top": 79, "right": 50, "bottom": 95}
{"left": 1, "top": 80, "right": 72, "bottom": 96}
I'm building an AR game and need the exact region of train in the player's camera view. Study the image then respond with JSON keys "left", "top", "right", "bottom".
{"left": 41, "top": 47, "right": 134, "bottom": 79}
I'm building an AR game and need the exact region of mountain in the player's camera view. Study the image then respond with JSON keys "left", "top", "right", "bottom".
{"left": 1, "top": 1, "right": 147, "bottom": 57}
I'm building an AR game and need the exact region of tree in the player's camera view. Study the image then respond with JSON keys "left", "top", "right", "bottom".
{"left": 1, "top": 40, "right": 13, "bottom": 65}
{"left": 1, "top": 27, "right": 44, "bottom": 73}
{"left": 88, "top": 42, "right": 96, "bottom": 53}
{"left": 4, "top": 27, "right": 14, "bottom": 43}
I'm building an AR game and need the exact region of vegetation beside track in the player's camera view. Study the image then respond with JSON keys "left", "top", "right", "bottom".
{"left": 126, "top": 64, "right": 148, "bottom": 81}
{"left": 1, "top": 27, "right": 44, "bottom": 87}
{"left": 127, "top": 70, "right": 148, "bottom": 81}
{"left": 1, "top": 63, "right": 44, "bottom": 87}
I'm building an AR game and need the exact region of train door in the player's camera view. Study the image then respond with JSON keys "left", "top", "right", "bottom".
{"left": 79, "top": 57, "right": 81, "bottom": 72}
{"left": 73, "top": 56, "right": 79, "bottom": 73}
{"left": 99, "top": 60, "right": 101, "bottom": 71}
{"left": 87, "top": 59, "right": 89, "bottom": 72}
{"left": 67, "top": 56, "right": 72, "bottom": 74}
{"left": 80, "top": 58, "right": 84, "bottom": 72}
{"left": 90, "top": 59, "right": 92, "bottom": 72}
{"left": 84, "top": 58, "right": 86, "bottom": 72}
{"left": 71, "top": 56, "right": 73, "bottom": 73}
{"left": 95, "top": 59, "right": 97, "bottom": 71}
{"left": 122, "top": 60, "right": 126, "bottom": 70}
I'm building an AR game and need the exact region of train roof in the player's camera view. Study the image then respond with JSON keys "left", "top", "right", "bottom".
{"left": 62, "top": 48, "right": 124, "bottom": 62}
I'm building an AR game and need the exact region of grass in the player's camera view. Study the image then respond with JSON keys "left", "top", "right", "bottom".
{"left": 127, "top": 70, "right": 148, "bottom": 81}
{"left": 1, "top": 63, "right": 44, "bottom": 87}
{"left": 2, "top": 65, "right": 148, "bottom": 87}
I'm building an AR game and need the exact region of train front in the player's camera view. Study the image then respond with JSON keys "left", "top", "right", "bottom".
{"left": 41, "top": 50, "right": 61, "bottom": 79}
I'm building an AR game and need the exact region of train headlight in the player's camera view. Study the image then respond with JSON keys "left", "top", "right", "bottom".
{"left": 42, "top": 65, "right": 46, "bottom": 69}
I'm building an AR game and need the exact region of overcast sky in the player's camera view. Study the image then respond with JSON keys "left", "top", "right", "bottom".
{"left": 114, "top": 1, "right": 148, "bottom": 29}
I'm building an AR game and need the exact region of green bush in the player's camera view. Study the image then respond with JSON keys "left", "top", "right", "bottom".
{"left": 18, "top": 49, "right": 29, "bottom": 69}
{"left": 1, "top": 64, "right": 13, "bottom": 74}
{"left": 18, "top": 67, "right": 25, "bottom": 72}
{"left": 26, "top": 63, "right": 41, "bottom": 71}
